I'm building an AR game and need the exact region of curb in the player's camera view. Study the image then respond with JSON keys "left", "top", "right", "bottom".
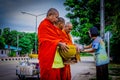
{"left": 0, "top": 57, "right": 30, "bottom": 61}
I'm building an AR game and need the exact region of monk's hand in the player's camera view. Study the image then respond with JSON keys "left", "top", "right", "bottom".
{"left": 58, "top": 42, "right": 69, "bottom": 53}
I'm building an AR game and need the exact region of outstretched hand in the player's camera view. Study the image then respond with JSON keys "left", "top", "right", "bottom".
{"left": 75, "top": 44, "right": 84, "bottom": 52}
{"left": 58, "top": 42, "right": 69, "bottom": 53}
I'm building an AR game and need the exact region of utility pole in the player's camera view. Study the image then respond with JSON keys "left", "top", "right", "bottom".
{"left": 100, "top": 0, "right": 105, "bottom": 39}
{"left": 17, "top": 34, "right": 19, "bottom": 56}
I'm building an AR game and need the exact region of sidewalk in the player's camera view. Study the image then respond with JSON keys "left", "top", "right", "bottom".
{"left": 71, "top": 56, "right": 96, "bottom": 80}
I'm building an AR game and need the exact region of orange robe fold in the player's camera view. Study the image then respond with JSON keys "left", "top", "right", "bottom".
{"left": 55, "top": 28, "right": 80, "bottom": 80}
{"left": 38, "top": 18, "right": 62, "bottom": 80}
{"left": 56, "top": 29, "right": 72, "bottom": 80}
{"left": 61, "top": 30, "right": 72, "bottom": 80}
{"left": 62, "top": 30, "right": 73, "bottom": 45}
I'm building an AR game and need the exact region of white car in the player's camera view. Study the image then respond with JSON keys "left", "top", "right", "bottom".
{"left": 16, "top": 59, "right": 40, "bottom": 80}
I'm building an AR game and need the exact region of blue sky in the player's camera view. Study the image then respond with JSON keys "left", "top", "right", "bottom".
{"left": 0, "top": 0, "right": 69, "bottom": 32}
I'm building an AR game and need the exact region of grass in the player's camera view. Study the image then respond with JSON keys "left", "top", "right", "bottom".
{"left": 79, "top": 52, "right": 120, "bottom": 80}
{"left": 80, "top": 52, "right": 93, "bottom": 57}
{"left": 109, "top": 63, "right": 120, "bottom": 80}
{"left": 109, "top": 63, "right": 120, "bottom": 76}
{"left": 88, "top": 62, "right": 120, "bottom": 80}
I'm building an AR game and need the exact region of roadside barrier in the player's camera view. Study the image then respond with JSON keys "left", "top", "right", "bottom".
{"left": 0, "top": 57, "right": 30, "bottom": 61}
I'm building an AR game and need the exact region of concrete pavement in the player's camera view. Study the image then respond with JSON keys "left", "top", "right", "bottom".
{"left": 71, "top": 56, "right": 96, "bottom": 80}
{"left": 0, "top": 56, "right": 95, "bottom": 80}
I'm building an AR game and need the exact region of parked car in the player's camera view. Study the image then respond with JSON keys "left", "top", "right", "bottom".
{"left": 16, "top": 59, "right": 40, "bottom": 80}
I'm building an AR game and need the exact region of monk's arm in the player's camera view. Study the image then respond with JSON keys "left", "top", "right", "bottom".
{"left": 58, "top": 42, "right": 69, "bottom": 53}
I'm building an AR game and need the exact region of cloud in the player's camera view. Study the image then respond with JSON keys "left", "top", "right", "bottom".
{"left": 0, "top": 0, "right": 69, "bottom": 32}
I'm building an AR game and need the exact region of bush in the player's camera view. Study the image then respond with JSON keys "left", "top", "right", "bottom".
{"left": 80, "top": 52, "right": 93, "bottom": 56}
{"left": 8, "top": 51, "right": 16, "bottom": 57}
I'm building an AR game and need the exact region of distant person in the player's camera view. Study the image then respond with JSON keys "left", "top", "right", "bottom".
{"left": 81, "top": 27, "right": 109, "bottom": 80}
{"left": 38, "top": 8, "right": 68, "bottom": 80}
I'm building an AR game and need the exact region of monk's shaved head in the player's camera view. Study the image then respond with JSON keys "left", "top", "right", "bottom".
{"left": 47, "top": 8, "right": 59, "bottom": 16}
{"left": 46, "top": 8, "right": 59, "bottom": 24}
{"left": 64, "top": 22, "right": 73, "bottom": 34}
{"left": 55, "top": 17, "right": 65, "bottom": 25}
{"left": 55, "top": 17, "right": 65, "bottom": 30}
{"left": 65, "top": 22, "right": 72, "bottom": 27}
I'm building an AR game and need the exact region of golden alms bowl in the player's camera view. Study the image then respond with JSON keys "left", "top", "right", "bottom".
{"left": 59, "top": 45, "right": 76, "bottom": 60}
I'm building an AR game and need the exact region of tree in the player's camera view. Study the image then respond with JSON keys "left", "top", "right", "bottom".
{"left": 18, "top": 32, "right": 37, "bottom": 55}
{"left": 105, "top": 0, "right": 120, "bottom": 63}
{"left": 26, "top": 33, "right": 36, "bottom": 53}
{"left": 2, "top": 28, "right": 11, "bottom": 46}
{"left": 1, "top": 27, "right": 36, "bottom": 56}
{"left": 9, "top": 30, "right": 18, "bottom": 47}
{"left": 64, "top": 0, "right": 120, "bottom": 62}
{"left": 0, "top": 36, "right": 5, "bottom": 49}
{"left": 64, "top": 0, "right": 100, "bottom": 44}
{"left": 19, "top": 34, "right": 33, "bottom": 55}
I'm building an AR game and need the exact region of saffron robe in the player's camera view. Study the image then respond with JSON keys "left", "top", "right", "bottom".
{"left": 52, "top": 27, "right": 65, "bottom": 68}
{"left": 62, "top": 30, "right": 80, "bottom": 62}
{"left": 60, "top": 30, "right": 72, "bottom": 80}
{"left": 62, "top": 30, "right": 73, "bottom": 45}
{"left": 38, "top": 18, "right": 62, "bottom": 80}
{"left": 51, "top": 28, "right": 72, "bottom": 80}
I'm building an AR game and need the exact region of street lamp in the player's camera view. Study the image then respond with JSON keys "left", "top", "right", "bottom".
{"left": 21, "top": 11, "right": 46, "bottom": 53}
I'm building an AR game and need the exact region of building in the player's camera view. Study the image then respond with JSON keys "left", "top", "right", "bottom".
{"left": 0, "top": 45, "right": 22, "bottom": 57}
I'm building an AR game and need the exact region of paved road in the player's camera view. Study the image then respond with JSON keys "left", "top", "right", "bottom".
{"left": 0, "top": 61, "right": 19, "bottom": 80}
{"left": 71, "top": 57, "right": 96, "bottom": 80}
{"left": 0, "top": 56, "right": 95, "bottom": 80}
{"left": 0, "top": 59, "right": 39, "bottom": 80}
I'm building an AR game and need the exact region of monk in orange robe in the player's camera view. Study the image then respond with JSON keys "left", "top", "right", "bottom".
{"left": 60, "top": 22, "right": 73, "bottom": 80}
{"left": 55, "top": 21, "right": 74, "bottom": 80}
{"left": 61, "top": 22, "right": 81, "bottom": 80}
{"left": 38, "top": 8, "right": 68, "bottom": 80}
{"left": 55, "top": 18, "right": 80, "bottom": 80}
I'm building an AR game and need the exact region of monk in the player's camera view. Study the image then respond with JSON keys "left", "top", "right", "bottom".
{"left": 52, "top": 17, "right": 66, "bottom": 69}
{"left": 60, "top": 22, "right": 73, "bottom": 80}
{"left": 55, "top": 21, "right": 77, "bottom": 80}
{"left": 38, "top": 8, "right": 68, "bottom": 80}
{"left": 54, "top": 17, "right": 66, "bottom": 40}
{"left": 61, "top": 22, "right": 81, "bottom": 80}
{"left": 54, "top": 18, "right": 73, "bottom": 80}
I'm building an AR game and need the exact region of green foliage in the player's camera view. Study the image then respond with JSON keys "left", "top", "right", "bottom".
{"left": 8, "top": 51, "right": 16, "bottom": 57}
{"left": 0, "top": 36, "right": 5, "bottom": 49}
{"left": 2, "top": 28, "right": 11, "bottom": 45}
{"left": 9, "top": 30, "right": 18, "bottom": 46}
{"left": 80, "top": 53, "right": 93, "bottom": 57}
{"left": 105, "top": 0, "right": 120, "bottom": 63}
{"left": 19, "top": 34, "right": 33, "bottom": 55}
{"left": 64, "top": 0, "right": 99, "bottom": 44}
{"left": 108, "top": 63, "right": 120, "bottom": 78}
{"left": 64, "top": 0, "right": 120, "bottom": 62}
{"left": 1, "top": 28, "right": 37, "bottom": 56}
